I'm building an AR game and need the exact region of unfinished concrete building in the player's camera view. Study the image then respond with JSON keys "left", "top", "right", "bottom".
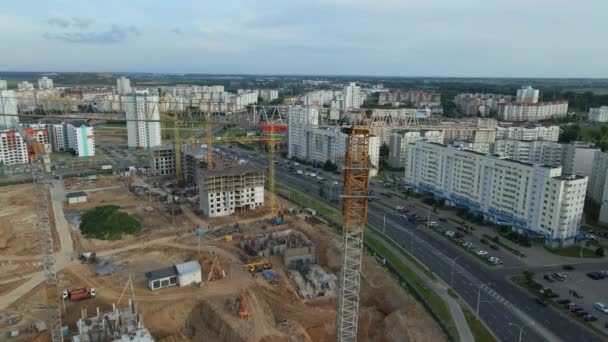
{"left": 240, "top": 229, "right": 317, "bottom": 268}
{"left": 71, "top": 300, "right": 153, "bottom": 342}
{"left": 149, "top": 144, "right": 176, "bottom": 177}
{"left": 183, "top": 147, "right": 208, "bottom": 185}
{"left": 199, "top": 166, "right": 264, "bottom": 217}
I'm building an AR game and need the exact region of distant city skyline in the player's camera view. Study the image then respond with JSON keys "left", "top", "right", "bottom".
{"left": 1, "top": 0, "right": 607, "bottom": 78}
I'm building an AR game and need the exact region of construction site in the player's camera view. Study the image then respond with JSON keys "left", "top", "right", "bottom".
{"left": 0, "top": 100, "right": 451, "bottom": 342}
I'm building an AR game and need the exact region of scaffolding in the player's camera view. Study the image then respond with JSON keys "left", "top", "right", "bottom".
{"left": 337, "top": 126, "right": 370, "bottom": 342}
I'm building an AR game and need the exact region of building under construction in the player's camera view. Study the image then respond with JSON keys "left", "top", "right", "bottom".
{"left": 239, "top": 229, "right": 316, "bottom": 268}
{"left": 71, "top": 300, "right": 153, "bottom": 342}
{"left": 198, "top": 165, "right": 264, "bottom": 217}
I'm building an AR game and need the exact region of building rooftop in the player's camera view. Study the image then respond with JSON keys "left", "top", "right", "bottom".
{"left": 175, "top": 260, "right": 201, "bottom": 274}
{"left": 145, "top": 266, "right": 177, "bottom": 280}
{"left": 66, "top": 191, "right": 87, "bottom": 198}
{"left": 203, "top": 165, "right": 263, "bottom": 178}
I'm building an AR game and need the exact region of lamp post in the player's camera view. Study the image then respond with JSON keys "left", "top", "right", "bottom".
{"left": 508, "top": 321, "right": 535, "bottom": 342}
{"left": 475, "top": 282, "right": 495, "bottom": 316}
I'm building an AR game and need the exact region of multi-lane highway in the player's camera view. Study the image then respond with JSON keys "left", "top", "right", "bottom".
{"left": 223, "top": 147, "right": 607, "bottom": 342}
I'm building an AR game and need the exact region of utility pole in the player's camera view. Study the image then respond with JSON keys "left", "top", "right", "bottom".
{"left": 383, "top": 213, "right": 386, "bottom": 234}
{"left": 509, "top": 322, "right": 535, "bottom": 342}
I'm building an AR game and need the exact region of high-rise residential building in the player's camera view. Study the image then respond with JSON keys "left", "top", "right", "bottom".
{"left": 0, "top": 90, "right": 18, "bottom": 128}
{"left": 497, "top": 101, "right": 568, "bottom": 122}
{"left": 343, "top": 82, "right": 363, "bottom": 109}
{"left": 516, "top": 86, "right": 540, "bottom": 103}
{"left": 117, "top": 77, "right": 132, "bottom": 95}
{"left": 589, "top": 106, "right": 608, "bottom": 123}
{"left": 496, "top": 124, "right": 560, "bottom": 141}
{"left": 587, "top": 151, "right": 608, "bottom": 224}
{"left": 72, "top": 125, "right": 95, "bottom": 157}
{"left": 37, "top": 76, "right": 54, "bottom": 90}
{"left": 561, "top": 142, "right": 598, "bottom": 177}
{"left": 17, "top": 81, "right": 34, "bottom": 91}
{"left": 404, "top": 141, "right": 587, "bottom": 246}
{"left": 0, "top": 80, "right": 7, "bottom": 90}
{"left": 493, "top": 140, "right": 563, "bottom": 165}
{"left": 388, "top": 131, "right": 444, "bottom": 168}
{"left": 453, "top": 93, "right": 512, "bottom": 117}
{"left": 378, "top": 90, "right": 441, "bottom": 107}
{"left": 288, "top": 105, "right": 319, "bottom": 159}
{"left": 199, "top": 166, "right": 265, "bottom": 217}
{"left": 259, "top": 89, "right": 279, "bottom": 102}
{"left": 0, "top": 130, "right": 29, "bottom": 165}
{"left": 123, "top": 92, "right": 162, "bottom": 148}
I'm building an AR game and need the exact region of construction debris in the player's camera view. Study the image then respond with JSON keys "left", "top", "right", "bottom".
{"left": 92, "top": 259, "right": 126, "bottom": 276}
{"left": 72, "top": 300, "right": 153, "bottom": 342}
{"left": 288, "top": 265, "right": 337, "bottom": 299}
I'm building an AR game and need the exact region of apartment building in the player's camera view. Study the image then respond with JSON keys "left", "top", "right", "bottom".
{"left": 17, "top": 81, "right": 34, "bottom": 91}
{"left": 404, "top": 141, "right": 587, "bottom": 246}
{"left": 116, "top": 77, "right": 132, "bottom": 95}
{"left": 343, "top": 82, "right": 363, "bottom": 109}
{"left": 199, "top": 166, "right": 265, "bottom": 217}
{"left": 378, "top": 90, "right": 441, "bottom": 107}
{"left": 123, "top": 92, "right": 162, "bottom": 148}
{"left": 288, "top": 105, "right": 320, "bottom": 159}
{"left": 561, "top": 142, "right": 598, "bottom": 177}
{"left": 0, "top": 130, "right": 29, "bottom": 165}
{"left": 45, "top": 122, "right": 95, "bottom": 157}
{"left": 0, "top": 80, "right": 7, "bottom": 90}
{"left": 453, "top": 93, "right": 512, "bottom": 117}
{"left": 516, "top": 86, "right": 539, "bottom": 104}
{"left": 588, "top": 152, "right": 608, "bottom": 224}
{"left": 0, "top": 89, "right": 18, "bottom": 128}
{"left": 259, "top": 89, "right": 279, "bottom": 102}
{"left": 589, "top": 106, "right": 608, "bottom": 123}
{"left": 388, "top": 131, "right": 443, "bottom": 168}
{"left": 72, "top": 125, "right": 95, "bottom": 157}
{"left": 149, "top": 144, "right": 176, "bottom": 177}
{"left": 496, "top": 124, "right": 560, "bottom": 141}
{"left": 497, "top": 101, "right": 569, "bottom": 122}
{"left": 38, "top": 77, "right": 54, "bottom": 90}
{"left": 302, "top": 90, "right": 338, "bottom": 107}
{"left": 493, "top": 140, "right": 563, "bottom": 165}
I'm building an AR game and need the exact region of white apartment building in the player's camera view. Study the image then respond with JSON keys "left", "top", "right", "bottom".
{"left": 0, "top": 90, "right": 18, "bottom": 128}
{"left": 496, "top": 124, "right": 560, "bottom": 141}
{"left": 493, "top": 140, "right": 563, "bottom": 165}
{"left": 17, "top": 81, "right": 34, "bottom": 91}
{"left": 589, "top": 106, "right": 608, "bottom": 123}
{"left": 288, "top": 105, "right": 320, "bottom": 159}
{"left": 379, "top": 90, "right": 441, "bottom": 107}
{"left": 116, "top": 77, "right": 132, "bottom": 95}
{"left": 561, "top": 142, "right": 598, "bottom": 177}
{"left": 497, "top": 101, "right": 569, "bottom": 122}
{"left": 199, "top": 167, "right": 265, "bottom": 217}
{"left": 404, "top": 141, "right": 587, "bottom": 246}
{"left": 516, "top": 86, "right": 539, "bottom": 103}
{"left": 343, "top": 82, "right": 363, "bottom": 109}
{"left": 72, "top": 125, "right": 95, "bottom": 157}
{"left": 388, "top": 131, "right": 443, "bottom": 168}
{"left": 0, "top": 80, "right": 7, "bottom": 90}
{"left": 259, "top": 89, "right": 279, "bottom": 102}
{"left": 302, "top": 90, "right": 339, "bottom": 107}
{"left": 454, "top": 93, "right": 512, "bottom": 117}
{"left": 38, "top": 77, "right": 54, "bottom": 90}
{"left": 123, "top": 92, "right": 162, "bottom": 148}
{"left": 0, "top": 130, "right": 29, "bottom": 165}
{"left": 588, "top": 152, "right": 608, "bottom": 224}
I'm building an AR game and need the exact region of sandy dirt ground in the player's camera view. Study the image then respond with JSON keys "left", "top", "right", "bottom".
{"left": 0, "top": 184, "right": 40, "bottom": 256}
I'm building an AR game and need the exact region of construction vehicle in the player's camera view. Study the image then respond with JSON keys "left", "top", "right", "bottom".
{"left": 78, "top": 252, "right": 97, "bottom": 263}
{"left": 235, "top": 292, "right": 249, "bottom": 318}
{"left": 62, "top": 288, "right": 96, "bottom": 301}
{"left": 243, "top": 260, "right": 272, "bottom": 273}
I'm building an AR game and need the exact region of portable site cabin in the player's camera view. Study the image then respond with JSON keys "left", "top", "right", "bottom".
{"left": 66, "top": 191, "right": 88, "bottom": 204}
{"left": 175, "top": 261, "right": 202, "bottom": 287}
{"left": 145, "top": 266, "right": 178, "bottom": 291}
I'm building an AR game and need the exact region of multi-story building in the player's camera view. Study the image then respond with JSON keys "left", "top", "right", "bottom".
{"left": 441, "top": 118, "right": 498, "bottom": 147}
{"left": 17, "top": 81, "right": 34, "bottom": 91}
{"left": 343, "top": 82, "right": 363, "bottom": 109}
{"left": 388, "top": 131, "right": 443, "bottom": 168}
{"left": 0, "top": 130, "right": 29, "bottom": 165}
{"left": 0, "top": 80, "right": 7, "bottom": 90}
{"left": 0, "top": 90, "right": 18, "bottom": 128}
{"left": 302, "top": 90, "right": 338, "bottom": 107}
{"left": 589, "top": 106, "right": 608, "bottom": 123}
{"left": 64, "top": 87, "right": 114, "bottom": 101}
{"left": 497, "top": 101, "right": 569, "bottom": 122}
{"left": 259, "top": 89, "right": 279, "bottom": 102}
{"left": 561, "top": 142, "right": 598, "bottom": 177}
{"left": 496, "top": 124, "right": 560, "bottom": 141}
{"left": 378, "top": 90, "right": 441, "bottom": 107}
{"left": 149, "top": 144, "right": 177, "bottom": 177}
{"left": 453, "top": 93, "right": 512, "bottom": 117}
{"left": 37, "top": 77, "right": 54, "bottom": 90}
{"left": 199, "top": 166, "right": 265, "bottom": 217}
{"left": 288, "top": 105, "right": 319, "bottom": 159}
{"left": 404, "top": 141, "right": 587, "bottom": 246}
{"left": 116, "top": 77, "right": 132, "bottom": 95}
{"left": 588, "top": 152, "right": 608, "bottom": 224}
{"left": 493, "top": 140, "right": 563, "bottom": 165}
{"left": 123, "top": 92, "right": 162, "bottom": 148}
{"left": 516, "top": 86, "right": 540, "bottom": 104}
{"left": 72, "top": 125, "right": 95, "bottom": 157}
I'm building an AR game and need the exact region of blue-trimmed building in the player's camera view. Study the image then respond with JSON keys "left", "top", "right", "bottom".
{"left": 404, "top": 141, "right": 588, "bottom": 247}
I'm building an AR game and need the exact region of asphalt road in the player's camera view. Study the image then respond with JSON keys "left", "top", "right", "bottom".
{"left": 225, "top": 147, "right": 607, "bottom": 342}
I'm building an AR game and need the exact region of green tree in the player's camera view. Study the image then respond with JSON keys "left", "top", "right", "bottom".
{"left": 596, "top": 247, "right": 605, "bottom": 257}
{"left": 319, "top": 187, "right": 325, "bottom": 198}
{"left": 80, "top": 205, "right": 141, "bottom": 240}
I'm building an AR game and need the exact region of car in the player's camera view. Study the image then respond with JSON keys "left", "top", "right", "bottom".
{"left": 467, "top": 243, "right": 477, "bottom": 250}
{"left": 333, "top": 181, "right": 339, "bottom": 185}
{"left": 594, "top": 303, "right": 608, "bottom": 314}
{"left": 600, "top": 270, "right": 608, "bottom": 277}
{"left": 490, "top": 244, "right": 499, "bottom": 250}
{"left": 570, "top": 306, "right": 583, "bottom": 313}
{"left": 562, "top": 265, "right": 575, "bottom": 271}
{"left": 395, "top": 206, "right": 405, "bottom": 211}
{"left": 570, "top": 290, "right": 583, "bottom": 298}
{"left": 544, "top": 274, "right": 555, "bottom": 282}
{"left": 584, "top": 314, "right": 597, "bottom": 322}
{"left": 535, "top": 298, "right": 548, "bottom": 306}
{"left": 429, "top": 221, "right": 438, "bottom": 227}
{"left": 462, "top": 241, "right": 472, "bottom": 247}
{"left": 488, "top": 257, "right": 502, "bottom": 265}
{"left": 557, "top": 299, "right": 571, "bottom": 305}
{"left": 552, "top": 273, "right": 566, "bottom": 281}
{"left": 480, "top": 238, "right": 488, "bottom": 244}
{"left": 587, "top": 272, "right": 603, "bottom": 280}
{"left": 445, "top": 231, "right": 456, "bottom": 237}
{"left": 477, "top": 250, "right": 488, "bottom": 256}
{"left": 310, "top": 173, "right": 317, "bottom": 177}
{"left": 439, "top": 218, "right": 447, "bottom": 222}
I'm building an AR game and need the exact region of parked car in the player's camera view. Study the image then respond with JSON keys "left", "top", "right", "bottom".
{"left": 544, "top": 274, "right": 555, "bottom": 282}
{"left": 462, "top": 241, "right": 472, "bottom": 247}
{"left": 445, "top": 231, "right": 455, "bottom": 237}
{"left": 587, "top": 272, "right": 603, "bottom": 280}
{"left": 557, "top": 299, "right": 571, "bottom": 305}
{"left": 562, "top": 265, "right": 575, "bottom": 271}
{"left": 490, "top": 244, "right": 499, "bottom": 250}
{"left": 583, "top": 314, "right": 597, "bottom": 322}
{"left": 570, "top": 289, "right": 583, "bottom": 298}
{"left": 594, "top": 303, "right": 608, "bottom": 314}
{"left": 477, "top": 250, "right": 488, "bottom": 256}
{"left": 480, "top": 238, "right": 488, "bottom": 244}
{"left": 552, "top": 273, "right": 566, "bottom": 281}
{"left": 488, "top": 257, "right": 502, "bottom": 265}
{"left": 395, "top": 206, "right": 405, "bottom": 211}
{"left": 535, "top": 298, "right": 548, "bottom": 306}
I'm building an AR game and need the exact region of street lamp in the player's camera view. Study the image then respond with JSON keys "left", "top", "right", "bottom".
{"left": 475, "top": 282, "right": 495, "bottom": 316}
{"left": 383, "top": 212, "right": 386, "bottom": 234}
{"left": 451, "top": 256, "right": 463, "bottom": 287}
{"left": 508, "top": 321, "right": 535, "bottom": 342}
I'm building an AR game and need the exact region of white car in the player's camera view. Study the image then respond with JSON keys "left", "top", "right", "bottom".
{"left": 594, "top": 303, "right": 608, "bottom": 314}
{"left": 310, "top": 173, "right": 317, "bottom": 177}
{"left": 488, "top": 257, "right": 502, "bottom": 265}
{"left": 333, "top": 181, "right": 339, "bottom": 185}
{"left": 429, "top": 221, "right": 438, "bottom": 227}
{"left": 477, "top": 250, "right": 488, "bottom": 256}
{"left": 462, "top": 241, "right": 471, "bottom": 247}
{"left": 296, "top": 170, "right": 303, "bottom": 175}
{"left": 444, "top": 231, "right": 455, "bottom": 237}
{"left": 395, "top": 206, "right": 405, "bottom": 211}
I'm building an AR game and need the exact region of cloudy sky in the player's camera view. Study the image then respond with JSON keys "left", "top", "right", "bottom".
{"left": 0, "top": 0, "right": 606, "bottom": 77}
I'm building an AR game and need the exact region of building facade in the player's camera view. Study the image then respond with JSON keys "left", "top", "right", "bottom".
{"left": 516, "top": 86, "right": 539, "bottom": 103}
{"left": 116, "top": 77, "right": 132, "bottom": 95}
{"left": 388, "top": 131, "right": 444, "bottom": 168}
{"left": 123, "top": 92, "right": 162, "bottom": 148}
{"left": 72, "top": 125, "right": 95, "bottom": 157}
{"left": 561, "top": 142, "right": 598, "bottom": 177}
{"left": 199, "top": 167, "right": 265, "bottom": 217}
{"left": 0, "top": 90, "right": 18, "bottom": 128}
{"left": 37, "top": 77, "right": 54, "bottom": 90}
{"left": 378, "top": 90, "right": 441, "bottom": 107}
{"left": 493, "top": 140, "right": 563, "bottom": 165}
{"left": 0, "top": 130, "right": 29, "bottom": 165}
{"left": 259, "top": 89, "right": 279, "bottom": 102}
{"left": 496, "top": 124, "right": 560, "bottom": 141}
{"left": 343, "top": 82, "right": 363, "bottom": 109}
{"left": 589, "top": 106, "right": 608, "bottom": 123}
{"left": 454, "top": 93, "right": 512, "bottom": 117}
{"left": 404, "top": 141, "right": 587, "bottom": 246}
{"left": 497, "top": 101, "right": 569, "bottom": 122}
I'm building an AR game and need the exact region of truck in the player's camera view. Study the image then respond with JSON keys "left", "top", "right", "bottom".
{"left": 78, "top": 252, "right": 97, "bottom": 263}
{"left": 62, "top": 288, "right": 96, "bottom": 301}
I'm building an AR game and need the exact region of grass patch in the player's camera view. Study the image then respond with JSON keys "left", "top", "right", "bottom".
{"left": 462, "top": 306, "right": 496, "bottom": 342}
{"left": 365, "top": 235, "right": 459, "bottom": 341}
{"left": 80, "top": 205, "right": 141, "bottom": 240}
{"left": 582, "top": 223, "right": 608, "bottom": 233}
{"left": 544, "top": 246, "right": 602, "bottom": 258}
{"left": 447, "top": 288, "right": 459, "bottom": 299}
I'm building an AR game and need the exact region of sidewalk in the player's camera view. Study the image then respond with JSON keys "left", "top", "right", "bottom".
{"left": 367, "top": 229, "right": 475, "bottom": 342}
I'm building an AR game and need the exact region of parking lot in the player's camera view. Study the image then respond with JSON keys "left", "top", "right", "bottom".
{"left": 537, "top": 267, "right": 608, "bottom": 329}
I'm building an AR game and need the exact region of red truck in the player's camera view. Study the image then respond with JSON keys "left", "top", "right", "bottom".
{"left": 62, "top": 288, "right": 96, "bottom": 301}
